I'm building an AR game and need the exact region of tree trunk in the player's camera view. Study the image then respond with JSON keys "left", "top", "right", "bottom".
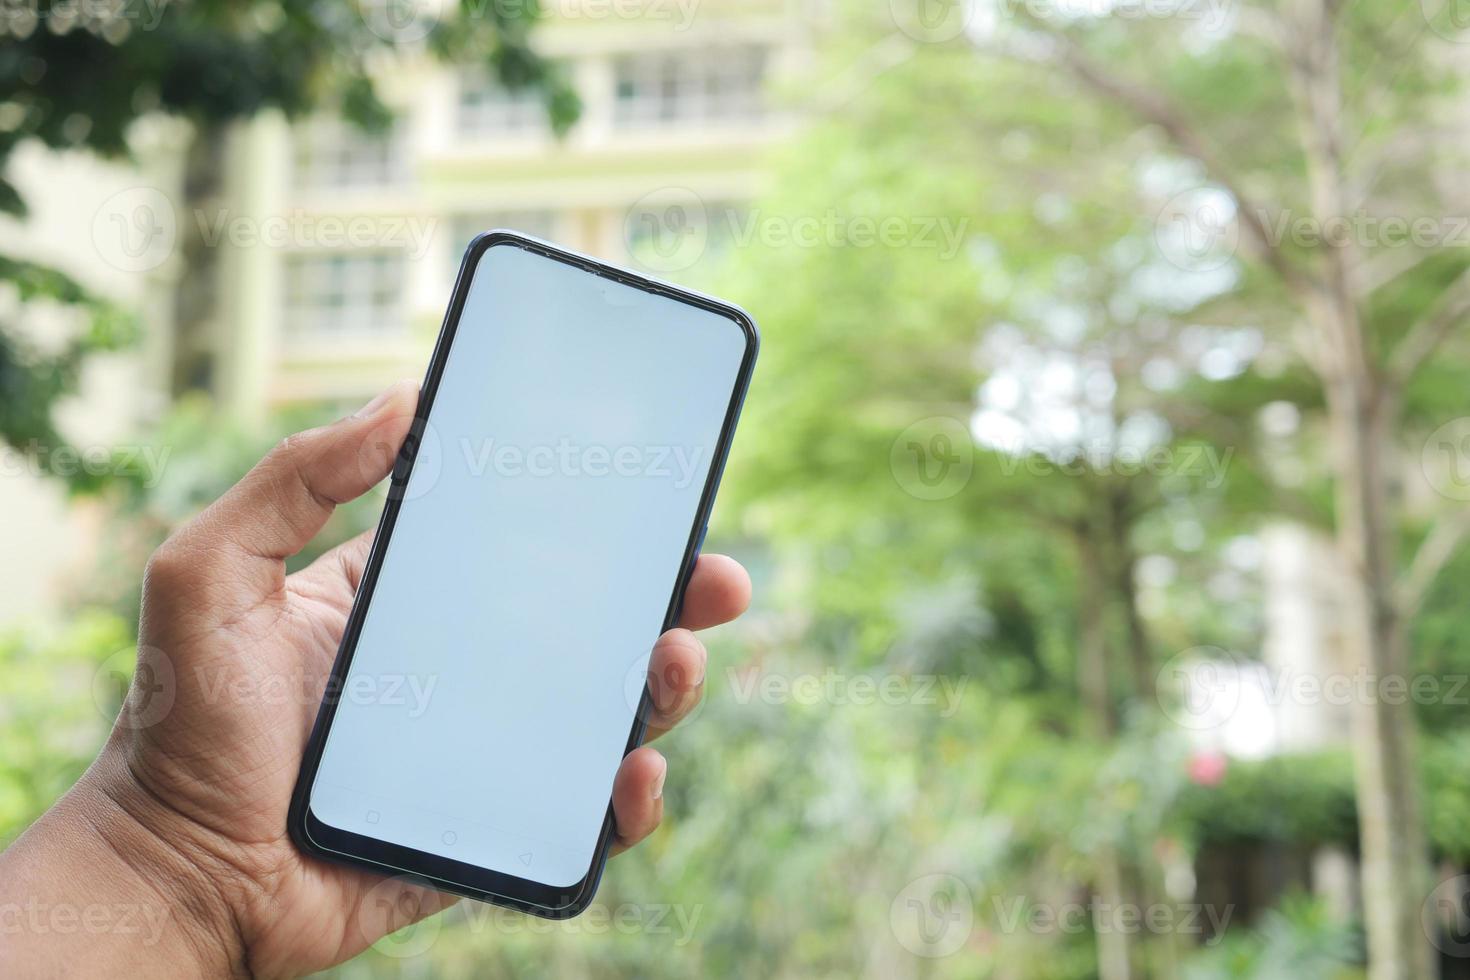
{"left": 1077, "top": 535, "right": 1137, "bottom": 980}
{"left": 1288, "top": 2, "right": 1433, "bottom": 973}
{"left": 1326, "top": 380, "right": 1433, "bottom": 980}
{"left": 1106, "top": 488, "right": 1155, "bottom": 706}
{"left": 169, "top": 123, "right": 228, "bottom": 396}
{"left": 1078, "top": 535, "right": 1115, "bottom": 740}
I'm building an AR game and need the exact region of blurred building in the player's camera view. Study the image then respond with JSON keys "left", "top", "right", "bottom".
{"left": 188, "top": 0, "right": 805, "bottom": 421}
{"left": 0, "top": 1, "right": 807, "bottom": 620}
{"left": 1260, "top": 523, "right": 1353, "bottom": 751}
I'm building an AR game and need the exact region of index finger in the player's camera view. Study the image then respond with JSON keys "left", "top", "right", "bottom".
{"left": 677, "top": 554, "right": 751, "bottom": 631}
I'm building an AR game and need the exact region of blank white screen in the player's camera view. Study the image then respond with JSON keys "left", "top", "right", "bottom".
{"left": 310, "top": 242, "right": 746, "bottom": 888}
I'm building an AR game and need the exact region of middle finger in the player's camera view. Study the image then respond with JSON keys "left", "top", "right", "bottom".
{"left": 641, "top": 628, "right": 707, "bottom": 741}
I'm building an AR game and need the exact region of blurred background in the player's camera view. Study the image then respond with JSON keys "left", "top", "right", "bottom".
{"left": 5, "top": 0, "right": 1470, "bottom": 977}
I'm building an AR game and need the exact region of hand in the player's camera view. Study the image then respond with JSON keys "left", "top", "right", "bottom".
{"left": 0, "top": 381, "right": 750, "bottom": 979}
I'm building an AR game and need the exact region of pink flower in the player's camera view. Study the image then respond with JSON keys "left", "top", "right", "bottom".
{"left": 1188, "top": 750, "right": 1228, "bottom": 787}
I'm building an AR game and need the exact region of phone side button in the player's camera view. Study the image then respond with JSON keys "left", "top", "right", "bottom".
{"left": 390, "top": 434, "right": 417, "bottom": 485}
{"left": 693, "top": 523, "right": 708, "bottom": 556}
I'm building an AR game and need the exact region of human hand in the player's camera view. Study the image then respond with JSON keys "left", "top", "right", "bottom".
{"left": 0, "top": 381, "right": 750, "bottom": 978}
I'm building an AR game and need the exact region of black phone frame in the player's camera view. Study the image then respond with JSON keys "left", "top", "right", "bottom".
{"left": 287, "top": 230, "right": 759, "bottom": 918}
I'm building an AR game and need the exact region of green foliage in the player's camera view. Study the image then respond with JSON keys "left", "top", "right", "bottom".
{"left": 0, "top": 0, "right": 573, "bottom": 164}
{"left": 1173, "top": 752, "right": 1359, "bottom": 851}
{"left": 0, "top": 611, "right": 131, "bottom": 845}
{"left": 78, "top": 394, "right": 381, "bottom": 624}
{"left": 0, "top": 256, "right": 140, "bottom": 491}
{"left": 1409, "top": 547, "right": 1470, "bottom": 736}
{"left": 1421, "top": 732, "right": 1470, "bottom": 865}
{"left": 1181, "top": 896, "right": 1362, "bottom": 980}
{"left": 1173, "top": 738, "right": 1470, "bottom": 864}
{"left": 0, "top": 0, "right": 574, "bottom": 487}
{"left": 710, "top": 3, "right": 1470, "bottom": 975}
{"left": 429, "top": 0, "right": 581, "bottom": 135}
{"left": 9, "top": 2, "right": 1470, "bottom": 977}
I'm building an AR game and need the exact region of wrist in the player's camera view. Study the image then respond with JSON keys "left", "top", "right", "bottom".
{"left": 0, "top": 754, "right": 250, "bottom": 978}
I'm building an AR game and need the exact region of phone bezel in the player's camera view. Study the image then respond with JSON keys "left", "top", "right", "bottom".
{"left": 287, "top": 230, "right": 759, "bottom": 918}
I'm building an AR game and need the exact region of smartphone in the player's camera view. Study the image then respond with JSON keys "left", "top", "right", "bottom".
{"left": 288, "top": 231, "right": 757, "bottom": 917}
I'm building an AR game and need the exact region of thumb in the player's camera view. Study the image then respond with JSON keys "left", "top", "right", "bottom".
{"left": 153, "top": 380, "right": 420, "bottom": 609}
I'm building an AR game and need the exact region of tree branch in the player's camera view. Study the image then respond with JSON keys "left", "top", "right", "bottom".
{"left": 1046, "top": 35, "right": 1313, "bottom": 297}
{"left": 1395, "top": 510, "right": 1470, "bottom": 621}
{"left": 1386, "top": 263, "right": 1470, "bottom": 385}
{"left": 1355, "top": 245, "right": 1435, "bottom": 298}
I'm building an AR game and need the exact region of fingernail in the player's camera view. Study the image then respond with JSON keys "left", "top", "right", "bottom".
{"left": 651, "top": 759, "right": 667, "bottom": 800}
{"left": 354, "top": 381, "right": 414, "bottom": 420}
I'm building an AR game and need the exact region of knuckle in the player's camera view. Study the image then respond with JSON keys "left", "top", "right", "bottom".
{"left": 144, "top": 523, "right": 235, "bottom": 593}
{"left": 143, "top": 539, "right": 193, "bottom": 592}
{"left": 269, "top": 431, "right": 310, "bottom": 466}
{"left": 263, "top": 429, "right": 332, "bottom": 498}
{"left": 270, "top": 426, "right": 335, "bottom": 469}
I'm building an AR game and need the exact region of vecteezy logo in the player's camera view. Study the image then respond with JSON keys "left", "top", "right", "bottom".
{"left": 889, "top": 0, "right": 974, "bottom": 43}
{"left": 360, "top": 875, "right": 443, "bottom": 959}
{"left": 624, "top": 188, "right": 709, "bottom": 273}
{"left": 1155, "top": 646, "right": 1243, "bottom": 732}
{"left": 1421, "top": 0, "right": 1470, "bottom": 42}
{"left": 375, "top": 418, "right": 442, "bottom": 503}
{"left": 1422, "top": 418, "right": 1470, "bottom": 501}
{"left": 623, "top": 641, "right": 709, "bottom": 728}
{"left": 92, "top": 646, "right": 176, "bottom": 730}
{"left": 1153, "top": 187, "right": 1239, "bottom": 272}
{"left": 91, "top": 187, "right": 177, "bottom": 273}
{"left": 890, "top": 873, "right": 974, "bottom": 958}
{"left": 357, "top": 0, "right": 440, "bottom": 43}
{"left": 890, "top": 417, "right": 974, "bottom": 501}
{"left": 1424, "top": 875, "right": 1470, "bottom": 957}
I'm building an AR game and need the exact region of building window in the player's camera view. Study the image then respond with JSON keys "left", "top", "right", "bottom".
{"left": 292, "top": 122, "right": 406, "bottom": 189}
{"left": 444, "top": 211, "right": 558, "bottom": 283}
{"left": 456, "top": 70, "right": 548, "bottom": 136}
{"left": 612, "top": 46, "right": 767, "bottom": 129}
{"left": 284, "top": 253, "right": 406, "bottom": 340}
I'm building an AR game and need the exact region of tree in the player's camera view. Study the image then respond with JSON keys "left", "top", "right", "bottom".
{"left": 0, "top": 0, "right": 576, "bottom": 486}
{"left": 726, "top": 1, "right": 1470, "bottom": 976}
{"left": 717, "top": 16, "right": 1294, "bottom": 975}
{"left": 956, "top": 3, "right": 1470, "bottom": 976}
